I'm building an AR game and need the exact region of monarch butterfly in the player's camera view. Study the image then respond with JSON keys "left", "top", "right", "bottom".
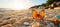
{"left": 32, "top": 9, "right": 44, "bottom": 20}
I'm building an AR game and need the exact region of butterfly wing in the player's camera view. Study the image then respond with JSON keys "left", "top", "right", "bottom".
{"left": 39, "top": 10, "right": 44, "bottom": 20}
{"left": 32, "top": 10, "right": 37, "bottom": 19}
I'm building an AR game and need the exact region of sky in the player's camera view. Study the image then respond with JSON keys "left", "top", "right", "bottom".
{"left": 0, "top": 0, "right": 47, "bottom": 10}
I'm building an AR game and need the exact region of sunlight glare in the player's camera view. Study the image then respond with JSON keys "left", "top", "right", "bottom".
{"left": 13, "top": 2, "right": 28, "bottom": 10}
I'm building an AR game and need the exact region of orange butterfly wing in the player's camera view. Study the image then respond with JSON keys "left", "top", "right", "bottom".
{"left": 39, "top": 10, "right": 44, "bottom": 20}
{"left": 32, "top": 10, "right": 37, "bottom": 19}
